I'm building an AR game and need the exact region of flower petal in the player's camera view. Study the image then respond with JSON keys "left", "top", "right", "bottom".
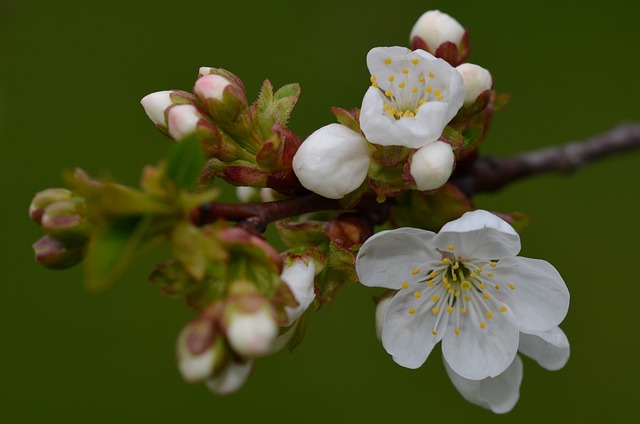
{"left": 442, "top": 301, "right": 519, "bottom": 379}
{"left": 519, "top": 327, "right": 570, "bottom": 371}
{"left": 356, "top": 228, "right": 439, "bottom": 289}
{"left": 281, "top": 259, "right": 316, "bottom": 324}
{"left": 375, "top": 295, "right": 393, "bottom": 341}
{"left": 434, "top": 210, "right": 520, "bottom": 259}
{"left": 205, "top": 360, "right": 254, "bottom": 395}
{"left": 491, "top": 256, "right": 569, "bottom": 332}
{"left": 381, "top": 288, "right": 448, "bottom": 369}
{"left": 444, "top": 354, "right": 523, "bottom": 414}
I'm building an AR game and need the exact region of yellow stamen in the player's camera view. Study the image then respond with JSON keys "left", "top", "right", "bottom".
{"left": 483, "top": 293, "right": 490, "bottom": 299}
{"left": 454, "top": 291, "right": 460, "bottom": 297}
{"left": 431, "top": 330, "right": 438, "bottom": 335}
{"left": 384, "top": 58, "right": 392, "bottom": 65}
{"left": 427, "top": 280, "right": 434, "bottom": 287}
{"left": 434, "top": 89, "right": 441, "bottom": 96}
{"left": 470, "top": 273, "right": 477, "bottom": 278}
{"left": 500, "top": 306, "right": 507, "bottom": 313}
{"left": 442, "top": 258, "right": 450, "bottom": 265}
{"left": 419, "top": 75, "right": 425, "bottom": 83}
{"left": 447, "top": 306, "right": 454, "bottom": 313}
{"left": 480, "top": 321, "right": 487, "bottom": 329}
{"left": 509, "top": 283, "right": 516, "bottom": 290}
{"left": 461, "top": 307, "right": 467, "bottom": 314}
{"left": 409, "top": 308, "right": 415, "bottom": 315}
{"left": 388, "top": 75, "right": 395, "bottom": 82}
{"left": 401, "top": 282, "right": 409, "bottom": 289}
{"left": 371, "top": 82, "right": 378, "bottom": 88}
{"left": 454, "top": 327, "right": 460, "bottom": 335}
{"left": 414, "top": 291, "right": 421, "bottom": 298}
{"left": 412, "top": 86, "right": 418, "bottom": 93}
{"left": 487, "top": 272, "right": 494, "bottom": 277}
{"left": 429, "top": 72, "right": 435, "bottom": 78}
{"left": 490, "top": 262, "right": 497, "bottom": 268}
{"left": 402, "top": 68, "right": 409, "bottom": 74}
{"left": 399, "top": 82, "right": 406, "bottom": 88}
{"left": 495, "top": 285, "right": 500, "bottom": 290}
{"left": 431, "top": 295, "right": 439, "bottom": 302}
{"left": 412, "top": 268, "right": 420, "bottom": 275}
{"left": 448, "top": 245, "right": 455, "bottom": 251}
{"left": 464, "top": 295, "right": 471, "bottom": 302}
{"left": 412, "top": 59, "right": 419, "bottom": 65}
{"left": 486, "top": 311, "right": 494, "bottom": 319}
{"left": 429, "top": 271, "right": 437, "bottom": 279}
{"left": 370, "top": 75, "right": 377, "bottom": 82}
{"left": 385, "top": 90, "right": 392, "bottom": 97}
{"left": 426, "top": 86, "right": 433, "bottom": 93}
{"left": 432, "top": 307, "right": 440, "bottom": 314}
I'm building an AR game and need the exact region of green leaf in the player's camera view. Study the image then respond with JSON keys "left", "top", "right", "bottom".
{"left": 84, "top": 216, "right": 152, "bottom": 291}
{"left": 165, "top": 135, "right": 205, "bottom": 190}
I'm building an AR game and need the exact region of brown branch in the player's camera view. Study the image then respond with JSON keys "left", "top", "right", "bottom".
{"left": 451, "top": 122, "right": 640, "bottom": 196}
{"left": 192, "top": 123, "right": 640, "bottom": 230}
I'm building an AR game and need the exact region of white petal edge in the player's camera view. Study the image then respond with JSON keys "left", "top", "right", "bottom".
{"left": 281, "top": 259, "right": 316, "bottom": 324}
{"left": 375, "top": 296, "right": 393, "bottom": 341}
{"left": 519, "top": 327, "right": 570, "bottom": 371}
{"left": 444, "top": 354, "right": 523, "bottom": 414}
{"left": 141, "top": 91, "right": 173, "bottom": 126}
{"left": 356, "top": 227, "right": 439, "bottom": 289}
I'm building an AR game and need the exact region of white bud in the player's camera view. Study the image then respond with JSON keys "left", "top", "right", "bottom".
{"left": 195, "top": 74, "right": 231, "bottom": 102}
{"left": 281, "top": 259, "right": 316, "bottom": 324}
{"left": 198, "top": 66, "right": 214, "bottom": 78}
{"left": 259, "top": 188, "right": 279, "bottom": 202}
{"left": 175, "top": 323, "right": 225, "bottom": 383}
{"left": 140, "top": 90, "right": 173, "bottom": 126}
{"left": 410, "top": 10, "right": 465, "bottom": 51}
{"left": 410, "top": 140, "right": 455, "bottom": 191}
{"left": 456, "top": 63, "right": 493, "bottom": 106}
{"left": 167, "top": 104, "right": 202, "bottom": 140}
{"left": 375, "top": 296, "right": 393, "bottom": 341}
{"left": 226, "top": 307, "right": 278, "bottom": 358}
{"left": 292, "top": 124, "right": 371, "bottom": 199}
{"left": 236, "top": 186, "right": 259, "bottom": 203}
{"left": 206, "top": 360, "right": 254, "bottom": 395}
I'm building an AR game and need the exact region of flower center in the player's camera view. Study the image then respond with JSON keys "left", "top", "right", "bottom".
{"left": 370, "top": 55, "right": 447, "bottom": 120}
{"left": 403, "top": 244, "right": 514, "bottom": 336}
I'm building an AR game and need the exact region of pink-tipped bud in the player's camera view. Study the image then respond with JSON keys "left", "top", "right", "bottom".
{"left": 40, "top": 200, "right": 87, "bottom": 243}
{"left": 167, "top": 104, "right": 203, "bottom": 140}
{"left": 176, "top": 315, "right": 227, "bottom": 383}
{"left": 410, "top": 10, "right": 469, "bottom": 66}
{"left": 456, "top": 63, "right": 493, "bottom": 106}
{"left": 141, "top": 91, "right": 174, "bottom": 127}
{"left": 29, "top": 188, "right": 73, "bottom": 224}
{"left": 32, "top": 235, "right": 84, "bottom": 269}
{"left": 195, "top": 74, "right": 231, "bottom": 102}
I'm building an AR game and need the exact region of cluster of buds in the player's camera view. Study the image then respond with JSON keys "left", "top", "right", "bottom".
{"left": 293, "top": 10, "right": 497, "bottom": 201}
{"left": 29, "top": 188, "right": 89, "bottom": 269}
{"left": 152, "top": 225, "right": 316, "bottom": 394}
{"left": 141, "top": 68, "right": 304, "bottom": 196}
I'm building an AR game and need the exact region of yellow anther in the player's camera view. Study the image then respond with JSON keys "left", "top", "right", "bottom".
{"left": 455, "top": 291, "right": 460, "bottom": 297}
{"left": 442, "top": 258, "right": 450, "bottom": 265}
{"left": 401, "top": 282, "right": 409, "bottom": 289}
{"left": 479, "top": 283, "right": 485, "bottom": 290}
{"left": 419, "top": 75, "right": 425, "bottom": 83}
{"left": 500, "top": 306, "right": 508, "bottom": 313}
{"left": 432, "top": 307, "right": 440, "bottom": 314}
{"left": 396, "top": 111, "right": 403, "bottom": 118}
{"left": 483, "top": 293, "right": 490, "bottom": 299}
{"left": 443, "top": 277, "right": 448, "bottom": 284}
{"left": 384, "top": 58, "right": 392, "bottom": 65}
{"left": 487, "top": 272, "right": 494, "bottom": 277}
{"left": 437, "top": 95, "right": 444, "bottom": 101}
{"left": 490, "top": 262, "right": 497, "bottom": 268}
{"left": 469, "top": 273, "right": 477, "bottom": 279}
{"left": 448, "top": 245, "right": 455, "bottom": 251}
{"left": 426, "top": 86, "right": 433, "bottom": 93}
{"left": 477, "top": 267, "right": 483, "bottom": 273}
{"left": 453, "top": 262, "right": 460, "bottom": 270}
{"left": 454, "top": 327, "right": 460, "bottom": 335}
{"left": 412, "top": 59, "right": 419, "bottom": 65}
{"left": 429, "top": 271, "right": 437, "bottom": 279}
{"left": 419, "top": 98, "right": 426, "bottom": 105}
{"left": 461, "top": 307, "right": 467, "bottom": 314}
{"left": 447, "top": 306, "right": 454, "bottom": 313}
{"left": 402, "top": 68, "right": 409, "bottom": 74}
{"left": 409, "top": 112, "right": 415, "bottom": 117}
{"left": 452, "top": 274, "right": 458, "bottom": 282}
{"left": 495, "top": 285, "right": 500, "bottom": 290}
{"left": 414, "top": 291, "right": 421, "bottom": 298}
{"left": 428, "top": 280, "right": 434, "bottom": 287}
{"left": 431, "top": 329, "right": 438, "bottom": 335}
{"left": 486, "top": 311, "right": 494, "bottom": 319}
{"left": 403, "top": 110, "right": 411, "bottom": 117}
{"left": 399, "top": 82, "right": 406, "bottom": 88}
{"left": 385, "top": 90, "right": 393, "bottom": 97}
{"left": 509, "top": 283, "right": 516, "bottom": 290}
{"left": 434, "top": 89, "right": 441, "bottom": 96}
{"left": 431, "top": 295, "right": 439, "bottom": 302}
{"left": 372, "top": 82, "right": 379, "bottom": 88}
{"left": 370, "top": 75, "right": 377, "bottom": 82}
{"left": 388, "top": 75, "right": 395, "bottom": 82}
{"left": 460, "top": 281, "right": 471, "bottom": 291}
{"left": 444, "top": 282, "right": 451, "bottom": 289}
{"left": 480, "top": 321, "right": 487, "bottom": 329}
{"left": 448, "top": 289, "right": 454, "bottom": 294}
{"left": 412, "top": 87, "right": 418, "bottom": 93}
{"left": 464, "top": 295, "right": 471, "bottom": 302}
{"left": 409, "top": 308, "right": 416, "bottom": 315}
{"left": 412, "top": 268, "right": 420, "bottom": 275}
{"left": 429, "top": 72, "right": 435, "bottom": 78}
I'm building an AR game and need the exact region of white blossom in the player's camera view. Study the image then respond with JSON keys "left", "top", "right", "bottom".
{"left": 356, "top": 210, "right": 569, "bottom": 381}
{"left": 410, "top": 10, "right": 465, "bottom": 52}
{"left": 410, "top": 140, "right": 454, "bottom": 190}
{"left": 456, "top": 63, "right": 493, "bottom": 106}
{"left": 360, "top": 47, "right": 465, "bottom": 149}
{"left": 292, "top": 123, "right": 371, "bottom": 199}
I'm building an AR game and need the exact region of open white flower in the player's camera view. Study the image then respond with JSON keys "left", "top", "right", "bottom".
{"left": 356, "top": 210, "right": 569, "bottom": 381}
{"left": 292, "top": 123, "right": 371, "bottom": 199}
{"left": 360, "top": 47, "right": 465, "bottom": 149}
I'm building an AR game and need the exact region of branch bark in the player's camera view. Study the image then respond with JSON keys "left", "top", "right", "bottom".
{"left": 192, "top": 123, "right": 640, "bottom": 230}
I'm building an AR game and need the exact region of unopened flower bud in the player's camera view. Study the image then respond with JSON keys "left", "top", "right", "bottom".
{"left": 292, "top": 124, "right": 371, "bottom": 199}
{"left": 410, "top": 140, "right": 455, "bottom": 191}
{"left": 29, "top": 188, "right": 73, "bottom": 224}
{"left": 40, "top": 200, "right": 87, "bottom": 243}
{"left": 280, "top": 259, "right": 316, "bottom": 324}
{"left": 167, "top": 104, "right": 203, "bottom": 140}
{"left": 195, "top": 73, "right": 248, "bottom": 125}
{"left": 456, "top": 63, "right": 493, "bottom": 106}
{"left": 141, "top": 91, "right": 173, "bottom": 127}
{"left": 195, "top": 74, "right": 231, "bottom": 102}
{"left": 32, "top": 235, "right": 84, "bottom": 269}
{"left": 224, "top": 296, "right": 278, "bottom": 358}
{"left": 206, "top": 359, "right": 254, "bottom": 395}
{"left": 176, "top": 315, "right": 226, "bottom": 383}
{"left": 410, "top": 10, "right": 468, "bottom": 65}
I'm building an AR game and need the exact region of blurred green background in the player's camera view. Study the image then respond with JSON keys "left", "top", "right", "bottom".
{"left": 2, "top": 0, "right": 639, "bottom": 422}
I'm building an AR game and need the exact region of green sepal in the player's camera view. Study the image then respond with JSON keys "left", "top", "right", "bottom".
{"left": 165, "top": 135, "right": 205, "bottom": 191}
{"left": 276, "top": 221, "right": 328, "bottom": 249}
{"left": 84, "top": 216, "right": 152, "bottom": 291}
{"left": 331, "top": 107, "right": 361, "bottom": 133}
{"left": 314, "top": 241, "right": 358, "bottom": 306}
{"left": 171, "top": 221, "right": 227, "bottom": 281}
{"left": 255, "top": 80, "right": 300, "bottom": 139}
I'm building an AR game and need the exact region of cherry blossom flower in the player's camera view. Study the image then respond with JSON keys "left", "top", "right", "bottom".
{"left": 356, "top": 210, "right": 569, "bottom": 382}
{"left": 359, "top": 47, "right": 465, "bottom": 149}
